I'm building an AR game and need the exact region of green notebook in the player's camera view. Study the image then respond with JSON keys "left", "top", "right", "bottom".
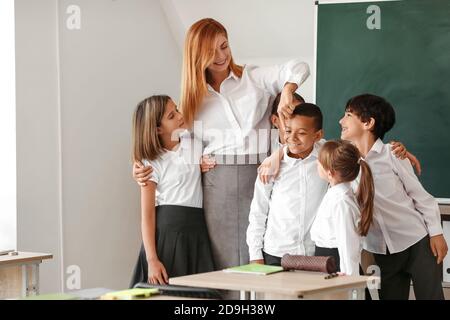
{"left": 223, "top": 263, "right": 284, "bottom": 275}
{"left": 100, "top": 288, "right": 159, "bottom": 300}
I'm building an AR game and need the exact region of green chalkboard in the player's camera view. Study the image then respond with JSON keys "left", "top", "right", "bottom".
{"left": 316, "top": 0, "right": 450, "bottom": 198}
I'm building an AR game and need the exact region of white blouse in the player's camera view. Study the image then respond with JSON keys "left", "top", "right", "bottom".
{"left": 193, "top": 59, "right": 310, "bottom": 156}
{"left": 310, "top": 182, "right": 362, "bottom": 276}
{"left": 143, "top": 131, "right": 203, "bottom": 209}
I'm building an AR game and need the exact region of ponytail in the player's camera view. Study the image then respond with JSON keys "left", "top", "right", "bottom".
{"left": 319, "top": 140, "right": 375, "bottom": 237}
{"left": 356, "top": 160, "right": 375, "bottom": 236}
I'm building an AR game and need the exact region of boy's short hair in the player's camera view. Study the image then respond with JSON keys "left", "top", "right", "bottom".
{"left": 291, "top": 102, "right": 323, "bottom": 131}
{"left": 345, "top": 94, "right": 396, "bottom": 140}
{"left": 271, "top": 92, "right": 305, "bottom": 116}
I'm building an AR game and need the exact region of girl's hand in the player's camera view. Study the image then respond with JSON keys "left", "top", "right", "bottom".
{"left": 200, "top": 155, "right": 217, "bottom": 173}
{"left": 147, "top": 258, "right": 169, "bottom": 285}
{"left": 133, "top": 161, "right": 153, "bottom": 187}
{"left": 430, "top": 234, "right": 448, "bottom": 265}
{"left": 250, "top": 259, "right": 265, "bottom": 265}
{"left": 258, "top": 149, "right": 284, "bottom": 184}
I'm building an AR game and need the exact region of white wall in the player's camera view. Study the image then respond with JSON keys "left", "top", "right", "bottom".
{"left": 15, "top": 0, "right": 63, "bottom": 293}
{"left": 0, "top": 0, "right": 17, "bottom": 252}
{"left": 58, "top": 0, "right": 181, "bottom": 290}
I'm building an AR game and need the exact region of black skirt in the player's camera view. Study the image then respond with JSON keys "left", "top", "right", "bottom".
{"left": 129, "top": 205, "right": 215, "bottom": 288}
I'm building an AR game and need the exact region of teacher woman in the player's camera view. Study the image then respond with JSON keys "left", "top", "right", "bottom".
{"left": 134, "top": 18, "right": 310, "bottom": 272}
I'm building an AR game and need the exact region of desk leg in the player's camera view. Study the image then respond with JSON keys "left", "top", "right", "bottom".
{"left": 240, "top": 291, "right": 249, "bottom": 300}
{"left": 21, "top": 265, "right": 28, "bottom": 297}
{"left": 21, "top": 263, "right": 40, "bottom": 297}
{"left": 349, "top": 288, "right": 365, "bottom": 300}
{"left": 32, "top": 263, "right": 39, "bottom": 295}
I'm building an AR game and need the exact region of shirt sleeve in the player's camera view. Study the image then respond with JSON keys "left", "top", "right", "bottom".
{"left": 246, "top": 176, "right": 274, "bottom": 261}
{"left": 247, "top": 59, "right": 310, "bottom": 96}
{"left": 335, "top": 200, "right": 362, "bottom": 276}
{"left": 143, "top": 159, "right": 160, "bottom": 185}
{"left": 390, "top": 149, "right": 443, "bottom": 237}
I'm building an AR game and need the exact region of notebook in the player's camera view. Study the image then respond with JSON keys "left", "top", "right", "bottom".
{"left": 100, "top": 288, "right": 159, "bottom": 300}
{"left": 223, "top": 263, "right": 284, "bottom": 275}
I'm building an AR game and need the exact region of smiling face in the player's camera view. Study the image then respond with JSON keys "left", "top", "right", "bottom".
{"left": 285, "top": 115, "right": 323, "bottom": 159}
{"left": 206, "top": 34, "right": 231, "bottom": 75}
{"left": 339, "top": 110, "right": 369, "bottom": 142}
{"left": 158, "top": 99, "right": 186, "bottom": 140}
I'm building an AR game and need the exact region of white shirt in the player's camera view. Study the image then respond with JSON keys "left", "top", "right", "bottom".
{"left": 310, "top": 182, "right": 362, "bottom": 276}
{"left": 269, "top": 129, "right": 283, "bottom": 155}
{"left": 193, "top": 59, "right": 310, "bottom": 156}
{"left": 143, "top": 131, "right": 203, "bottom": 209}
{"left": 247, "top": 144, "right": 329, "bottom": 260}
{"left": 353, "top": 139, "right": 443, "bottom": 254}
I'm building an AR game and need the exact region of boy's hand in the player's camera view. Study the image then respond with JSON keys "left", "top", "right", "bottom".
{"left": 390, "top": 141, "right": 422, "bottom": 175}
{"left": 250, "top": 259, "right": 265, "bottom": 265}
{"left": 133, "top": 161, "right": 153, "bottom": 187}
{"left": 200, "top": 155, "right": 217, "bottom": 173}
{"left": 430, "top": 234, "right": 448, "bottom": 264}
{"left": 390, "top": 141, "right": 407, "bottom": 159}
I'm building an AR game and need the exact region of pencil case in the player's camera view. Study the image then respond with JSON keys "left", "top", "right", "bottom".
{"left": 281, "top": 254, "right": 337, "bottom": 274}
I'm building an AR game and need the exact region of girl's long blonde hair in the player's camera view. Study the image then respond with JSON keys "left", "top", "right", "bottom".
{"left": 180, "top": 18, "right": 243, "bottom": 127}
{"left": 319, "top": 140, "right": 375, "bottom": 236}
{"left": 132, "top": 95, "right": 170, "bottom": 162}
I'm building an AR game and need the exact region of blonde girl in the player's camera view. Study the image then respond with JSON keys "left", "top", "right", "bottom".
{"left": 129, "top": 95, "right": 214, "bottom": 286}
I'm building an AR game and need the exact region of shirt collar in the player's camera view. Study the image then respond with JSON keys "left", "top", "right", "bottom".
{"left": 283, "top": 143, "right": 319, "bottom": 166}
{"left": 206, "top": 70, "right": 238, "bottom": 92}
{"left": 161, "top": 129, "right": 191, "bottom": 159}
{"left": 367, "top": 138, "right": 384, "bottom": 156}
{"left": 328, "top": 182, "right": 352, "bottom": 197}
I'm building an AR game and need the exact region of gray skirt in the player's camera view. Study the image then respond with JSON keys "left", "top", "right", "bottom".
{"left": 202, "top": 154, "right": 265, "bottom": 271}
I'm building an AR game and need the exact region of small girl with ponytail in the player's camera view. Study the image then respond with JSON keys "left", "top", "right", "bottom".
{"left": 310, "top": 139, "right": 374, "bottom": 275}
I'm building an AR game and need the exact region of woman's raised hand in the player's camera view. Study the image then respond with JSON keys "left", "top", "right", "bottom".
{"left": 277, "top": 83, "right": 299, "bottom": 125}
{"left": 133, "top": 161, "right": 153, "bottom": 187}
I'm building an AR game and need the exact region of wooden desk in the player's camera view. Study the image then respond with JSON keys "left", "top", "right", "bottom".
{"left": 440, "top": 205, "right": 450, "bottom": 221}
{"left": 0, "top": 252, "right": 52, "bottom": 299}
{"left": 170, "top": 270, "right": 372, "bottom": 300}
